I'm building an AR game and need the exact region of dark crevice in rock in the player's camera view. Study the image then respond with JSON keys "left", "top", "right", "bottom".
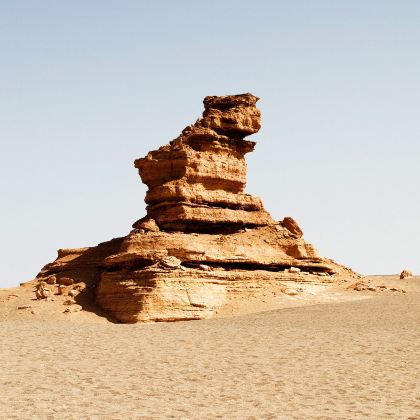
{"left": 105, "top": 259, "right": 332, "bottom": 275}
{"left": 147, "top": 200, "right": 261, "bottom": 213}
{"left": 157, "top": 222, "right": 258, "bottom": 234}
{"left": 105, "top": 259, "right": 155, "bottom": 272}
{"left": 182, "top": 261, "right": 332, "bottom": 273}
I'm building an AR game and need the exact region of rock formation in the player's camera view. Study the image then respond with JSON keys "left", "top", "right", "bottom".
{"left": 400, "top": 270, "right": 413, "bottom": 279}
{"left": 133, "top": 94, "right": 272, "bottom": 232}
{"left": 34, "top": 93, "right": 358, "bottom": 323}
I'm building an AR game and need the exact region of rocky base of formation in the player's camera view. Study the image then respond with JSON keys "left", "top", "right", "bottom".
{"left": 32, "top": 93, "right": 361, "bottom": 323}
{"left": 35, "top": 224, "right": 359, "bottom": 323}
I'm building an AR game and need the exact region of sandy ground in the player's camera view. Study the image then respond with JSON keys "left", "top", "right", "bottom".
{"left": 0, "top": 276, "right": 419, "bottom": 419}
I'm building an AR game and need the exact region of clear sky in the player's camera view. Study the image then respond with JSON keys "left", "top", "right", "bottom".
{"left": 1, "top": 1, "right": 419, "bottom": 287}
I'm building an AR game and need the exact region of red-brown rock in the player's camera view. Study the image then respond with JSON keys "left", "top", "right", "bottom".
{"left": 400, "top": 270, "right": 413, "bottom": 279}
{"left": 134, "top": 93, "right": 272, "bottom": 231}
{"left": 32, "top": 93, "right": 359, "bottom": 323}
{"left": 281, "top": 217, "right": 304, "bottom": 238}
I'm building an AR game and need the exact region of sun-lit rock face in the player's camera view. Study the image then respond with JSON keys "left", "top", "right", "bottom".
{"left": 201, "top": 93, "right": 261, "bottom": 135}
{"left": 34, "top": 93, "right": 359, "bottom": 323}
{"left": 134, "top": 93, "right": 272, "bottom": 231}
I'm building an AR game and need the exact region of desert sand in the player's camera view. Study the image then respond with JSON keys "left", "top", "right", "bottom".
{"left": 1, "top": 275, "right": 419, "bottom": 419}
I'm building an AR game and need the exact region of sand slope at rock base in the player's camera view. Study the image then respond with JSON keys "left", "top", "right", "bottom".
{"left": 1, "top": 276, "right": 418, "bottom": 419}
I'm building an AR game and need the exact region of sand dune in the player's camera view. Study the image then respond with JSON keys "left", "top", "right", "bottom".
{"left": 1, "top": 276, "right": 419, "bottom": 419}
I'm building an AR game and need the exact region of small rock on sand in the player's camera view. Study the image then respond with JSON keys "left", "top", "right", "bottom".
{"left": 283, "top": 288, "right": 299, "bottom": 296}
{"left": 390, "top": 287, "right": 406, "bottom": 293}
{"left": 63, "top": 305, "right": 82, "bottom": 313}
{"left": 400, "top": 270, "right": 413, "bottom": 280}
{"left": 353, "top": 282, "right": 366, "bottom": 291}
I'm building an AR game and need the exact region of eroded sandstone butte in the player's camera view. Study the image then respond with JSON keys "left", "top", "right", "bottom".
{"left": 35, "top": 93, "right": 358, "bottom": 322}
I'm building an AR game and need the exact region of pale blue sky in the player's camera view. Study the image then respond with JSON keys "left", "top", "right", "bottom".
{"left": 1, "top": 1, "right": 419, "bottom": 287}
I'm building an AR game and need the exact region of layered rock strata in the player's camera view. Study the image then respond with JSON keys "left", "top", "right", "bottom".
{"left": 134, "top": 94, "right": 272, "bottom": 231}
{"left": 34, "top": 93, "right": 358, "bottom": 323}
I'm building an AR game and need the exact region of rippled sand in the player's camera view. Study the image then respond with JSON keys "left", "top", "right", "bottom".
{"left": 1, "top": 277, "right": 419, "bottom": 419}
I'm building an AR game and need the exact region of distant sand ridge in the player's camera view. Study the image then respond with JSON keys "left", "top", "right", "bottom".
{"left": 19, "top": 94, "right": 367, "bottom": 322}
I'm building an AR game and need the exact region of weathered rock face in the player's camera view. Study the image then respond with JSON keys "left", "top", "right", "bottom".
{"left": 134, "top": 93, "right": 272, "bottom": 231}
{"left": 34, "top": 93, "right": 359, "bottom": 323}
